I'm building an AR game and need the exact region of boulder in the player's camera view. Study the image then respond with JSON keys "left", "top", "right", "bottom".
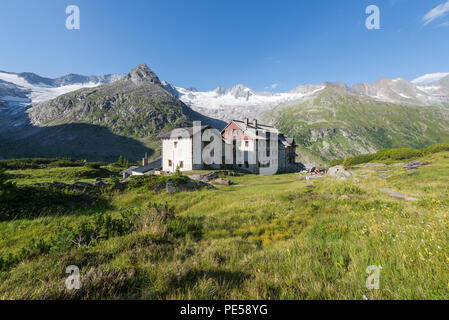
{"left": 327, "top": 165, "right": 353, "bottom": 180}
{"left": 94, "top": 180, "right": 108, "bottom": 188}
{"left": 214, "top": 178, "right": 231, "bottom": 185}
{"left": 71, "top": 181, "right": 93, "bottom": 190}
{"left": 403, "top": 160, "right": 430, "bottom": 171}
{"left": 166, "top": 181, "right": 177, "bottom": 193}
{"left": 188, "top": 172, "right": 219, "bottom": 182}
{"left": 379, "top": 188, "right": 418, "bottom": 201}
{"left": 114, "top": 180, "right": 125, "bottom": 190}
{"left": 52, "top": 181, "right": 70, "bottom": 188}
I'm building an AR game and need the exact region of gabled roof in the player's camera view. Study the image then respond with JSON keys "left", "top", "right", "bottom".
{"left": 158, "top": 125, "right": 210, "bottom": 139}
{"left": 277, "top": 135, "right": 297, "bottom": 147}
{"left": 231, "top": 120, "right": 279, "bottom": 134}
{"left": 222, "top": 120, "right": 279, "bottom": 140}
{"left": 131, "top": 158, "right": 162, "bottom": 174}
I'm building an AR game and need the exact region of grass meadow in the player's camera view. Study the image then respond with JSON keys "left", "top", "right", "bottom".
{"left": 0, "top": 152, "right": 448, "bottom": 299}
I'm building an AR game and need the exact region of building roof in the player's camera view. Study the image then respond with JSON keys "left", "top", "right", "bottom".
{"left": 131, "top": 158, "right": 162, "bottom": 174}
{"left": 158, "top": 125, "right": 210, "bottom": 139}
{"left": 121, "top": 166, "right": 139, "bottom": 174}
{"left": 231, "top": 119, "right": 279, "bottom": 134}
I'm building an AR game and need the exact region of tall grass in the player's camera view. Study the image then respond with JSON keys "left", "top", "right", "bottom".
{"left": 0, "top": 151, "right": 448, "bottom": 299}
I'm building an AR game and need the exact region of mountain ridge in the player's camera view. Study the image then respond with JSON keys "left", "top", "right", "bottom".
{"left": 1, "top": 65, "right": 449, "bottom": 164}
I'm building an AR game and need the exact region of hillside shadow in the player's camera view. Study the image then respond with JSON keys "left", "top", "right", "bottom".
{"left": 0, "top": 122, "right": 154, "bottom": 162}
{"left": 183, "top": 105, "right": 227, "bottom": 130}
{"left": 0, "top": 183, "right": 112, "bottom": 221}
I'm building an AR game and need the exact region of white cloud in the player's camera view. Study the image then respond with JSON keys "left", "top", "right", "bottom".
{"left": 439, "top": 21, "right": 449, "bottom": 27}
{"left": 423, "top": 1, "right": 449, "bottom": 26}
{"left": 264, "top": 83, "right": 279, "bottom": 90}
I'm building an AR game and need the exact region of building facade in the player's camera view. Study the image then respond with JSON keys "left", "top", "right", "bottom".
{"left": 158, "top": 119, "right": 301, "bottom": 174}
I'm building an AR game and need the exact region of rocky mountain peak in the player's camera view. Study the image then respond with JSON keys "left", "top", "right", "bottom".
{"left": 438, "top": 75, "right": 449, "bottom": 88}
{"left": 127, "top": 64, "right": 161, "bottom": 85}
{"left": 322, "top": 81, "right": 348, "bottom": 90}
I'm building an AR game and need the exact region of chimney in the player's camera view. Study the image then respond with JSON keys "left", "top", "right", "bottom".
{"left": 253, "top": 119, "right": 257, "bottom": 127}
{"left": 244, "top": 118, "right": 249, "bottom": 126}
{"left": 142, "top": 152, "right": 148, "bottom": 166}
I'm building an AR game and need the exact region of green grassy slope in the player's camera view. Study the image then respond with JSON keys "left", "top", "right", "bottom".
{"left": 1, "top": 149, "right": 448, "bottom": 299}
{"left": 264, "top": 88, "right": 449, "bottom": 166}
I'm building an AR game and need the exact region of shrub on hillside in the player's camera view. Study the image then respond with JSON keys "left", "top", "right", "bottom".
{"left": 127, "top": 175, "right": 190, "bottom": 190}
{"left": 0, "top": 168, "right": 16, "bottom": 200}
{"left": 48, "top": 160, "right": 83, "bottom": 168}
{"left": 0, "top": 158, "right": 80, "bottom": 170}
{"left": 0, "top": 184, "right": 108, "bottom": 221}
{"left": 377, "top": 148, "right": 423, "bottom": 161}
{"left": 342, "top": 153, "right": 377, "bottom": 168}
{"left": 84, "top": 162, "right": 107, "bottom": 169}
{"left": 336, "top": 141, "right": 449, "bottom": 168}
{"left": 423, "top": 142, "right": 449, "bottom": 155}
{"left": 329, "top": 159, "right": 344, "bottom": 167}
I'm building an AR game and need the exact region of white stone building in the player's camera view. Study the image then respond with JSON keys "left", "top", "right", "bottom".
{"left": 157, "top": 119, "right": 302, "bottom": 174}
{"left": 158, "top": 125, "right": 212, "bottom": 172}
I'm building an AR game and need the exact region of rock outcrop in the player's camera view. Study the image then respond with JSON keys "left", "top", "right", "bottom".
{"left": 328, "top": 165, "right": 353, "bottom": 180}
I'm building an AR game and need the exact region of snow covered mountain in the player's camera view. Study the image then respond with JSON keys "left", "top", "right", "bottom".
{"left": 163, "top": 74, "right": 449, "bottom": 122}
{"left": 164, "top": 83, "right": 326, "bottom": 122}
{"left": 0, "top": 70, "right": 125, "bottom": 128}
{"left": 412, "top": 73, "right": 449, "bottom": 85}
{"left": 0, "top": 70, "right": 124, "bottom": 107}
{"left": 350, "top": 77, "right": 449, "bottom": 107}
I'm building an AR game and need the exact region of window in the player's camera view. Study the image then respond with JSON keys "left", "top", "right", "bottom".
{"left": 245, "top": 141, "right": 249, "bottom": 147}
{"left": 168, "top": 160, "right": 172, "bottom": 167}
{"left": 179, "top": 161, "right": 184, "bottom": 168}
{"left": 245, "top": 161, "right": 249, "bottom": 168}
{"left": 174, "top": 141, "right": 178, "bottom": 148}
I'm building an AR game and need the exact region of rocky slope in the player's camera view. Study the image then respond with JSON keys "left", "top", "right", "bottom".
{"left": 163, "top": 75, "right": 449, "bottom": 123}
{"left": 28, "top": 64, "right": 193, "bottom": 137}
{"left": 263, "top": 86, "right": 449, "bottom": 165}
{"left": 2, "top": 64, "right": 449, "bottom": 164}
{"left": 1, "top": 64, "right": 224, "bottom": 161}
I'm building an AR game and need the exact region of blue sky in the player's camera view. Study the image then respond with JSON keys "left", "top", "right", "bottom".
{"left": 1, "top": 0, "right": 448, "bottom": 91}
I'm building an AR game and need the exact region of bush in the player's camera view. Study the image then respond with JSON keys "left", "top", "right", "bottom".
{"left": 84, "top": 162, "right": 107, "bottom": 169}
{"left": 117, "top": 155, "right": 129, "bottom": 168}
{"left": 0, "top": 184, "right": 107, "bottom": 221}
{"left": 377, "top": 148, "right": 423, "bottom": 161}
{"left": 48, "top": 160, "right": 83, "bottom": 168}
{"left": 337, "top": 142, "right": 449, "bottom": 168}
{"left": 0, "top": 158, "right": 80, "bottom": 170}
{"left": 0, "top": 202, "right": 183, "bottom": 274}
{"left": 127, "top": 175, "right": 190, "bottom": 190}
{"left": 0, "top": 168, "right": 16, "bottom": 200}
{"left": 342, "top": 153, "right": 377, "bottom": 168}
{"left": 330, "top": 183, "right": 364, "bottom": 196}
{"left": 422, "top": 142, "right": 449, "bottom": 155}
{"left": 329, "top": 159, "right": 344, "bottom": 167}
